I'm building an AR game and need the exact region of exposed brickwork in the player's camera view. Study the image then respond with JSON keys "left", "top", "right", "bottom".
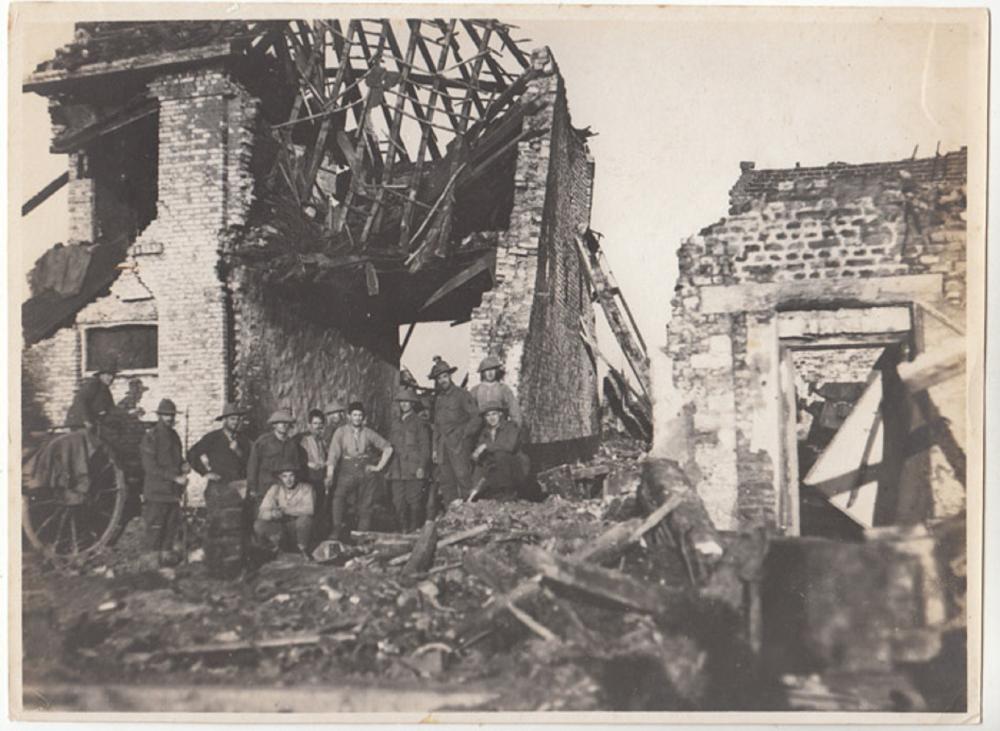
{"left": 66, "top": 153, "right": 95, "bottom": 243}
{"left": 665, "top": 150, "right": 967, "bottom": 532}
{"left": 23, "top": 67, "right": 258, "bottom": 439}
{"left": 469, "top": 48, "right": 598, "bottom": 455}
{"left": 26, "top": 43, "right": 601, "bottom": 466}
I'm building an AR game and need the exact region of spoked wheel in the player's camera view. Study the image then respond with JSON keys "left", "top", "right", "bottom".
{"left": 22, "top": 452, "right": 127, "bottom": 559}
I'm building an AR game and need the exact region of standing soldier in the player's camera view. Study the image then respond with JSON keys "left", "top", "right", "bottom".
{"left": 470, "top": 355, "right": 521, "bottom": 425}
{"left": 186, "top": 402, "right": 251, "bottom": 487}
{"left": 140, "top": 399, "right": 188, "bottom": 567}
{"left": 429, "top": 356, "right": 481, "bottom": 506}
{"left": 325, "top": 402, "right": 393, "bottom": 541}
{"left": 297, "top": 409, "right": 330, "bottom": 541}
{"left": 187, "top": 402, "right": 251, "bottom": 578}
{"left": 246, "top": 409, "right": 303, "bottom": 507}
{"left": 387, "top": 386, "right": 432, "bottom": 533}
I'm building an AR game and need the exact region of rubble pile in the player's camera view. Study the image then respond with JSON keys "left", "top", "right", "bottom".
{"left": 21, "top": 443, "right": 966, "bottom": 712}
{"left": 20, "top": 440, "right": 765, "bottom": 711}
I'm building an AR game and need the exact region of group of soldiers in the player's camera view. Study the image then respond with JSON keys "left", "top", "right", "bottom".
{"left": 67, "top": 354, "right": 528, "bottom": 567}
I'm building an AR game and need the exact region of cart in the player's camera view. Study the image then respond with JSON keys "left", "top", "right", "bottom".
{"left": 21, "top": 421, "right": 143, "bottom": 558}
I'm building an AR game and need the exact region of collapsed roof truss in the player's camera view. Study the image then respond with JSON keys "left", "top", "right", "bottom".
{"left": 246, "top": 19, "right": 534, "bottom": 263}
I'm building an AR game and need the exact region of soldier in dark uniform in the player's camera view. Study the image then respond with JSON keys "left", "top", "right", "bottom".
{"left": 387, "top": 386, "right": 432, "bottom": 532}
{"left": 429, "top": 357, "right": 481, "bottom": 505}
{"left": 246, "top": 409, "right": 304, "bottom": 507}
{"left": 472, "top": 401, "right": 529, "bottom": 501}
{"left": 140, "top": 399, "right": 188, "bottom": 567}
{"left": 186, "top": 402, "right": 251, "bottom": 486}
{"left": 66, "top": 364, "right": 117, "bottom": 433}
{"left": 58, "top": 364, "right": 118, "bottom": 504}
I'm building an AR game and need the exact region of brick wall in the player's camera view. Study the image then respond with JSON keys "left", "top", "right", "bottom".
{"left": 664, "top": 150, "right": 967, "bottom": 532}
{"left": 468, "top": 48, "right": 599, "bottom": 457}
{"left": 228, "top": 266, "right": 400, "bottom": 438}
{"left": 23, "top": 67, "right": 259, "bottom": 441}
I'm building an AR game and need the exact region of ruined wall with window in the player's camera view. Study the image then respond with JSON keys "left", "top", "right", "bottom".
{"left": 661, "top": 149, "right": 968, "bottom": 532}
{"left": 23, "top": 27, "right": 603, "bottom": 460}
{"left": 22, "top": 66, "right": 258, "bottom": 439}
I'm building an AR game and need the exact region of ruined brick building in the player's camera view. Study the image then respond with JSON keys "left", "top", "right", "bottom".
{"left": 661, "top": 149, "right": 968, "bottom": 534}
{"left": 21, "top": 20, "right": 643, "bottom": 467}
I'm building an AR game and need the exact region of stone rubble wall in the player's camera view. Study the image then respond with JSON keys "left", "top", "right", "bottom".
{"left": 664, "top": 150, "right": 967, "bottom": 531}
{"left": 227, "top": 266, "right": 401, "bottom": 438}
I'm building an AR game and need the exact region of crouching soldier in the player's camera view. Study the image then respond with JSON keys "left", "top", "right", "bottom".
{"left": 325, "top": 402, "right": 393, "bottom": 542}
{"left": 471, "top": 401, "right": 528, "bottom": 501}
{"left": 387, "top": 387, "right": 431, "bottom": 532}
{"left": 253, "top": 462, "right": 314, "bottom": 558}
{"left": 140, "top": 399, "right": 188, "bottom": 567}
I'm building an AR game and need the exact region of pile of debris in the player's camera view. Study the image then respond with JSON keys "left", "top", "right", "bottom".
{"left": 21, "top": 451, "right": 966, "bottom": 713}
{"left": 21, "top": 447, "right": 755, "bottom": 712}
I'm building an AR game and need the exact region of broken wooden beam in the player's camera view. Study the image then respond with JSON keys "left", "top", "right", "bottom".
{"left": 505, "top": 600, "right": 559, "bottom": 643}
{"left": 638, "top": 459, "right": 725, "bottom": 585}
{"left": 22, "top": 172, "right": 69, "bottom": 217}
{"left": 388, "top": 523, "right": 490, "bottom": 565}
{"left": 458, "top": 491, "right": 684, "bottom": 641}
{"left": 520, "top": 545, "right": 683, "bottom": 614}
{"left": 164, "top": 632, "right": 321, "bottom": 656}
{"left": 897, "top": 339, "right": 965, "bottom": 393}
{"left": 402, "top": 520, "right": 438, "bottom": 575}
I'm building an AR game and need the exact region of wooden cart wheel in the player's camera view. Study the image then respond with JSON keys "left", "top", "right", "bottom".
{"left": 22, "top": 451, "right": 127, "bottom": 559}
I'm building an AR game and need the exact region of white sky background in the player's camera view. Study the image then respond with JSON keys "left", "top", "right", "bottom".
{"left": 11, "top": 8, "right": 980, "bottom": 387}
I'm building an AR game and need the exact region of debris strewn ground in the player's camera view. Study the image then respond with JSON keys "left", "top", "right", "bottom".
{"left": 21, "top": 438, "right": 746, "bottom": 712}
{"left": 21, "top": 439, "right": 966, "bottom": 713}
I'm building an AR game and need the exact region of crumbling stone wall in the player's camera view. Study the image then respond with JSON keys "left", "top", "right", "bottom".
{"left": 469, "top": 48, "right": 599, "bottom": 465}
{"left": 22, "top": 67, "right": 258, "bottom": 440}
{"left": 228, "top": 266, "right": 400, "bottom": 437}
{"left": 664, "top": 150, "right": 967, "bottom": 532}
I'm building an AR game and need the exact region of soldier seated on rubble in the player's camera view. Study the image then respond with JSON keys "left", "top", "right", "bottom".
{"left": 253, "top": 462, "right": 315, "bottom": 559}
{"left": 470, "top": 401, "right": 529, "bottom": 501}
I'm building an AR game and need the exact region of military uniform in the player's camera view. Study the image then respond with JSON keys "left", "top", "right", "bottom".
{"left": 140, "top": 401, "right": 185, "bottom": 556}
{"left": 474, "top": 418, "right": 528, "bottom": 500}
{"left": 387, "top": 388, "right": 432, "bottom": 532}
{"left": 254, "top": 476, "right": 315, "bottom": 553}
{"left": 66, "top": 375, "right": 115, "bottom": 429}
{"left": 246, "top": 416, "right": 304, "bottom": 504}
{"left": 432, "top": 381, "right": 481, "bottom": 503}
{"left": 187, "top": 428, "right": 251, "bottom": 485}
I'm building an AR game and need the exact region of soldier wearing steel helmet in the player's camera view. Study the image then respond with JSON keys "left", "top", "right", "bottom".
{"left": 387, "top": 386, "right": 432, "bottom": 532}
{"left": 469, "top": 354, "right": 521, "bottom": 425}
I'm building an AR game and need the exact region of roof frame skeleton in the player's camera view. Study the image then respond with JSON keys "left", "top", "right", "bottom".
{"left": 248, "top": 19, "right": 531, "bottom": 264}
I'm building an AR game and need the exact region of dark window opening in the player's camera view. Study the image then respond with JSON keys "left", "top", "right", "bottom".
{"left": 85, "top": 324, "right": 158, "bottom": 372}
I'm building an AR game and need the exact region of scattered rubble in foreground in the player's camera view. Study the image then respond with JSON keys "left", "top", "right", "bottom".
{"left": 21, "top": 439, "right": 966, "bottom": 714}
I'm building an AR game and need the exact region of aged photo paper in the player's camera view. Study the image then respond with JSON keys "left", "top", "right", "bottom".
{"left": 6, "top": 1, "right": 989, "bottom": 723}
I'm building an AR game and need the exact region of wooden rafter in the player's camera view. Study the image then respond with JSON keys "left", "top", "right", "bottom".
{"left": 460, "top": 20, "right": 511, "bottom": 89}
{"left": 299, "top": 20, "right": 357, "bottom": 201}
{"left": 433, "top": 19, "right": 488, "bottom": 123}
{"left": 359, "top": 19, "right": 420, "bottom": 245}
{"left": 257, "top": 18, "right": 533, "bottom": 259}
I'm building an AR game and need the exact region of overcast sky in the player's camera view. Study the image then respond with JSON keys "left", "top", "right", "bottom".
{"left": 11, "top": 6, "right": 985, "bottom": 385}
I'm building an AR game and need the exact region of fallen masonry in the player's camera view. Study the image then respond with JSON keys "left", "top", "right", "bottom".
{"left": 21, "top": 440, "right": 966, "bottom": 713}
